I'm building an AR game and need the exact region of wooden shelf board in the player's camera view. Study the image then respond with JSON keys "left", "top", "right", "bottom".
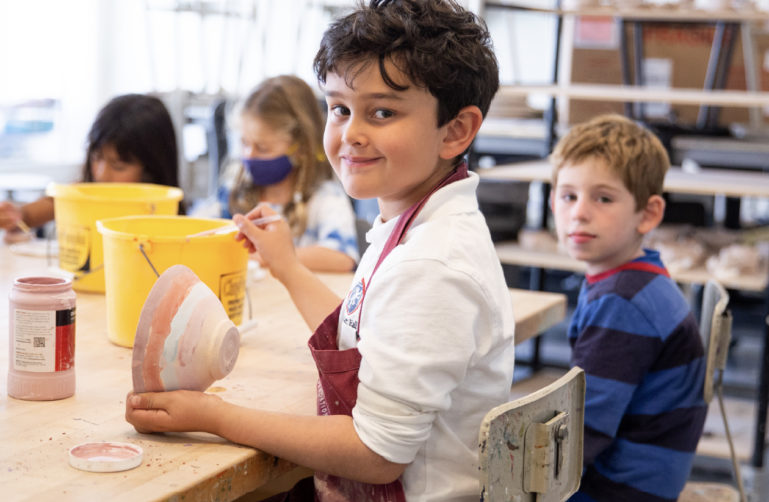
{"left": 498, "top": 84, "right": 769, "bottom": 108}
{"left": 479, "top": 160, "right": 769, "bottom": 199}
{"left": 673, "top": 135, "right": 769, "bottom": 155}
{"left": 495, "top": 239, "right": 769, "bottom": 292}
{"left": 486, "top": 1, "right": 769, "bottom": 22}
{"left": 478, "top": 117, "right": 550, "bottom": 139}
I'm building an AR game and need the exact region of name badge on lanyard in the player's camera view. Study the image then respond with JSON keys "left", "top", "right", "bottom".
{"left": 341, "top": 162, "right": 469, "bottom": 343}
{"left": 341, "top": 277, "right": 366, "bottom": 341}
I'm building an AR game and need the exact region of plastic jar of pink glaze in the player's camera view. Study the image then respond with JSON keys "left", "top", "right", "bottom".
{"left": 8, "top": 276, "right": 76, "bottom": 400}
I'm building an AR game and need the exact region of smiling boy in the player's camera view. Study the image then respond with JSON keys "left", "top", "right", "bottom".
{"left": 550, "top": 114, "right": 707, "bottom": 502}
{"left": 125, "top": 2, "right": 515, "bottom": 501}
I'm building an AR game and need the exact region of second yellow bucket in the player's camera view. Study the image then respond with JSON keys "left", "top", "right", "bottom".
{"left": 47, "top": 182, "right": 184, "bottom": 293}
{"left": 97, "top": 215, "right": 249, "bottom": 348}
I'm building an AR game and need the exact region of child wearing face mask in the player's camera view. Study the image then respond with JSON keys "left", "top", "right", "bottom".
{"left": 216, "top": 75, "right": 359, "bottom": 273}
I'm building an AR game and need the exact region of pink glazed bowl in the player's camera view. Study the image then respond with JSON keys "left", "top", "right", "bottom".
{"left": 132, "top": 264, "right": 240, "bottom": 392}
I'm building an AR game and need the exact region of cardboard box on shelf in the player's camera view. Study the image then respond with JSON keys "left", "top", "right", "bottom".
{"left": 567, "top": 18, "right": 769, "bottom": 126}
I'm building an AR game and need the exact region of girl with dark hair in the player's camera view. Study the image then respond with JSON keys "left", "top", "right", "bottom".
{"left": 82, "top": 94, "right": 179, "bottom": 186}
{"left": 0, "top": 94, "right": 181, "bottom": 240}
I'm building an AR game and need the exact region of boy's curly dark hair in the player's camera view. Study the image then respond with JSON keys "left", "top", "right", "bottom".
{"left": 313, "top": 0, "right": 499, "bottom": 127}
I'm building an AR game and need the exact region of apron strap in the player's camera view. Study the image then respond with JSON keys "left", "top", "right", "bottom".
{"left": 371, "top": 162, "right": 469, "bottom": 277}
{"left": 355, "top": 162, "right": 469, "bottom": 338}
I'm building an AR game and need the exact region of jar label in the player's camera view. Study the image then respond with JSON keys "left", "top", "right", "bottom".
{"left": 57, "top": 223, "right": 92, "bottom": 273}
{"left": 218, "top": 270, "right": 246, "bottom": 325}
{"left": 12, "top": 308, "right": 76, "bottom": 372}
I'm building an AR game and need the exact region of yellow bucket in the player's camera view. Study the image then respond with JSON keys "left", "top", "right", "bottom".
{"left": 47, "top": 183, "right": 183, "bottom": 293}
{"left": 96, "top": 215, "right": 249, "bottom": 347}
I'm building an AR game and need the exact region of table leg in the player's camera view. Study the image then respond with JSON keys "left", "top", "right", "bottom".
{"left": 751, "top": 313, "right": 769, "bottom": 467}
{"left": 724, "top": 196, "right": 741, "bottom": 230}
{"left": 617, "top": 20, "right": 645, "bottom": 120}
{"left": 632, "top": 21, "right": 645, "bottom": 120}
{"left": 545, "top": 10, "right": 563, "bottom": 153}
{"left": 527, "top": 266, "right": 546, "bottom": 369}
{"left": 697, "top": 22, "right": 738, "bottom": 129}
{"left": 618, "top": 19, "right": 633, "bottom": 118}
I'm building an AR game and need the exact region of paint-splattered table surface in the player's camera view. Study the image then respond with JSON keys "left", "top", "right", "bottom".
{"left": 0, "top": 243, "right": 565, "bottom": 501}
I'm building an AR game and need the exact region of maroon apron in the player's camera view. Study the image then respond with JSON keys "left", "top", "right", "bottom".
{"left": 307, "top": 164, "right": 469, "bottom": 502}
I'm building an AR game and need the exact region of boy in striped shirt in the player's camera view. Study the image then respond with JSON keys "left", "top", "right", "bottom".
{"left": 550, "top": 114, "right": 707, "bottom": 502}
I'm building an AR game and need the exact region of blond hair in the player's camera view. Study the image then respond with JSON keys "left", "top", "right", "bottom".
{"left": 550, "top": 114, "right": 669, "bottom": 210}
{"left": 229, "top": 75, "right": 333, "bottom": 237}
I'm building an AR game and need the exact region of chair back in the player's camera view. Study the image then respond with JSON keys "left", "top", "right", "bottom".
{"left": 687, "top": 279, "right": 745, "bottom": 502}
{"left": 700, "top": 279, "right": 732, "bottom": 404}
{"left": 479, "top": 367, "right": 585, "bottom": 502}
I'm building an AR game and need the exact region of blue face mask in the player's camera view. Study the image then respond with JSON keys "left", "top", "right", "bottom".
{"left": 243, "top": 155, "right": 293, "bottom": 186}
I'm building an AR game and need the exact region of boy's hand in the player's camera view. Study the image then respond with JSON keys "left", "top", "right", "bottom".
{"left": 233, "top": 204, "right": 299, "bottom": 282}
{"left": 125, "top": 391, "right": 223, "bottom": 434}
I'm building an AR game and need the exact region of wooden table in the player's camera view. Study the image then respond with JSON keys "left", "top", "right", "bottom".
{"left": 0, "top": 243, "right": 565, "bottom": 502}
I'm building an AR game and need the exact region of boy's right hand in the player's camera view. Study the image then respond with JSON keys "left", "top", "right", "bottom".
{"left": 125, "top": 391, "right": 223, "bottom": 434}
{"left": 233, "top": 204, "right": 299, "bottom": 282}
{"left": 0, "top": 201, "right": 23, "bottom": 231}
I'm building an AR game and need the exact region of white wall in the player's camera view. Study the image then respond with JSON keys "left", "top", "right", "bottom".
{"left": 0, "top": 0, "right": 551, "bottom": 175}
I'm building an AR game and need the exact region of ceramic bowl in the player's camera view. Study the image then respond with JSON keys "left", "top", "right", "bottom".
{"left": 132, "top": 264, "right": 240, "bottom": 392}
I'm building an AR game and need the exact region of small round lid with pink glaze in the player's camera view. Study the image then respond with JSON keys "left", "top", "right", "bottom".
{"left": 68, "top": 442, "right": 143, "bottom": 472}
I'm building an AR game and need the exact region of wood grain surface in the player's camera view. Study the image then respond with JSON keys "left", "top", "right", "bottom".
{"left": 0, "top": 244, "right": 564, "bottom": 501}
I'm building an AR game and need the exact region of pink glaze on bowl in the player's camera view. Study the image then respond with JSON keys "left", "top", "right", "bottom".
{"left": 132, "top": 264, "right": 240, "bottom": 392}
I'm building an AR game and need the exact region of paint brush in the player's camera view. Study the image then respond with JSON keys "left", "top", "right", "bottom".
{"left": 15, "top": 219, "right": 32, "bottom": 234}
{"left": 186, "top": 214, "right": 282, "bottom": 239}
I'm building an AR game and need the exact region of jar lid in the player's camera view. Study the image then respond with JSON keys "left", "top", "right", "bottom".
{"left": 13, "top": 275, "right": 72, "bottom": 291}
{"left": 68, "top": 441, "right": 143, "bottom": 472}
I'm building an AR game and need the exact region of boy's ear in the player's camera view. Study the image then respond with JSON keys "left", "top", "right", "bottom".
{"left": 438, "top": 105, "right": 483, "bottom": 160}
{"left": 637, "top": 194, "right": 665, "bottom": 235}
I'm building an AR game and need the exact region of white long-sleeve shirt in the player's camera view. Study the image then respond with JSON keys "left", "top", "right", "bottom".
{"left": 337, "top": 172, "right": 515, "bottom": 502}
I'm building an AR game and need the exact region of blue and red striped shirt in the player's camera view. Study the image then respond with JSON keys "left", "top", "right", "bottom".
{"left": 568, "top": 249, "right": 707, "bottom": 502}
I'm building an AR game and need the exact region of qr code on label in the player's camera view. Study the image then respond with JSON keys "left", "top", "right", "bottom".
{"left": 33, "top": 337, "right": 46, "bottom": 348}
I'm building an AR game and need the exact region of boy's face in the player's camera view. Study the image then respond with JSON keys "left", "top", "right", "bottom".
{"left": 552, "top": 157, "right": 653, "bottom": 276}
{"left": 322, "top": 59, "right": 457, "bottom": 221}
